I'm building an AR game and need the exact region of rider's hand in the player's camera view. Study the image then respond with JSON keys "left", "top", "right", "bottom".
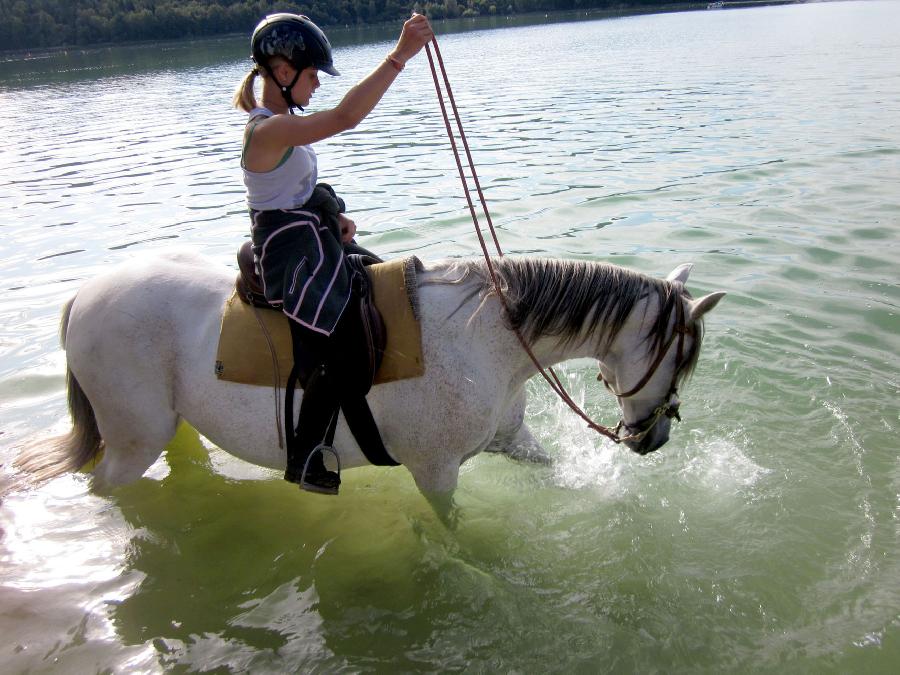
{"left": 390, "top": 14, "right": 434, "bottom": 65}
{"left": 338, "top": 213, "right": 357, "bottom": 243}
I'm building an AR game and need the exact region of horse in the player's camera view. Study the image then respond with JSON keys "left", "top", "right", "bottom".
{"left": 15, "top": 250, "right": 724, "bottom": 518}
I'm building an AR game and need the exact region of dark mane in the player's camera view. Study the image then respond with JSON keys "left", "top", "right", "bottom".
{"left": 446, "top": 257, "right": 705, "bottom": 385}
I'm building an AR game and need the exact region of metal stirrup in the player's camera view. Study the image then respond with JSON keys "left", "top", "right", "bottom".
{"left": 300, "top": 443, "right": 342, "bottom": 486}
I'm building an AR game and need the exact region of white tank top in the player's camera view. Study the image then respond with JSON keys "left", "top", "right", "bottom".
{"left": 242, "top": 107, "right": 318, "bottom": 211}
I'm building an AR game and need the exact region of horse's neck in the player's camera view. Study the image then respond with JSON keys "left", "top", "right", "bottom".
{"left": 419, "top": 267, "right": 645, "bottom": 391}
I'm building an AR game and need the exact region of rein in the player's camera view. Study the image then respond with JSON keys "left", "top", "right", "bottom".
{"left": 424, "top": 38, "right": 685, "bottom": 444}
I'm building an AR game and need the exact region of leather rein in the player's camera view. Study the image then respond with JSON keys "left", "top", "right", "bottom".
{"left": 424, "top": 37, "right": 690, "bottom": 445}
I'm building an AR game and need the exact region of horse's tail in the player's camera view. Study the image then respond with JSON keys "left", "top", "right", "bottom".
{"left": 59, "top": 292, "right": 73, "bottom": 348}
{"left": 14, "top": 296, "right": 104, "bottom": 484}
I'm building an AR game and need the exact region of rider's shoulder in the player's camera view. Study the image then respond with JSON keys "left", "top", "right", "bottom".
{"left": 247, "top": 106, "right": 275, "bottom": 123}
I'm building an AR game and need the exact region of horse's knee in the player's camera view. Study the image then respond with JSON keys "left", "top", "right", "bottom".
{"left": 411, "top": 465, "right": 460, "bottom": 528}
{"left": 506, "top": 423, "right": 551, "bottom": 464}
{"left": 487, "top": 421, "right": 550, "bottom": 464}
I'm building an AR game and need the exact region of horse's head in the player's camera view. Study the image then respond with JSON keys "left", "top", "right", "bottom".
{"left": 597, "top": 263, "right": 726, "bottom": 456}
{"left": 460, "top": 256, "right": 725, "bottom": 455}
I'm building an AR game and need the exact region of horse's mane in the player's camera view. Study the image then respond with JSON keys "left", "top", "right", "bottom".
{"left": 434, "top": 257, "right": 705, "bottom": 386}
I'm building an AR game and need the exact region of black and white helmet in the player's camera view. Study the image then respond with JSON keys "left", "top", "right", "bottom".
{"left": 251, "top": 13, "right": 339, "bottom": 77}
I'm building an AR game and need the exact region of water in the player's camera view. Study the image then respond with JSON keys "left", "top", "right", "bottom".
{"left": 1, "top": 2, "right": 899, "bottom": 671}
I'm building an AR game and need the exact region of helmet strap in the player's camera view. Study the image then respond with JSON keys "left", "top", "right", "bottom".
{"left": 280, "top": 69, "right": 303, "bottom": 114}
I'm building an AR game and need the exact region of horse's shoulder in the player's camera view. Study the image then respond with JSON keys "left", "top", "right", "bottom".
{"left": 418, "top": 258, "right": 463, "bottom": 275}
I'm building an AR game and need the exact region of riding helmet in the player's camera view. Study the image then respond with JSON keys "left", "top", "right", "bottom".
{"left": 250, "top": 13, "right": 340, "bottom": 77}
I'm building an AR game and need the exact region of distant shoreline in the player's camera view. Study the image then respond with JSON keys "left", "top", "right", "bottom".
{"left": 0, "top": 1, "right": 806, "bottom": 60}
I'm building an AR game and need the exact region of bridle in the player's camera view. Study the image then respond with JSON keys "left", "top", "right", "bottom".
{"left": 598, "top": 299, "right": 693, "bottom": 445}
{"left": 424, "top": 36, "right": 692, "bottom": 446}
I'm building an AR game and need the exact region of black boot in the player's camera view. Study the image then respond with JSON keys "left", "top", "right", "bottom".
{"left": 284, "top": 364, "right": 341, "bottom": 495}
{"left": 284, "top": 442, "right": 341, "bottom": 494}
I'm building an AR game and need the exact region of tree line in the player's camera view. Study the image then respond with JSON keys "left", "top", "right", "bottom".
{"left": 0, "top": 1, "right": 696, "bottom": 52}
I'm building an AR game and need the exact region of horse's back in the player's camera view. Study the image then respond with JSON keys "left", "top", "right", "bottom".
{"left": 93, "top": 249, "right": 230, "bottom": 294}
{"left": 65, "top": 249, "right": 231, "bottom": 382}
{"left": 72, "top": 248, "right": 229, "bottom": 314}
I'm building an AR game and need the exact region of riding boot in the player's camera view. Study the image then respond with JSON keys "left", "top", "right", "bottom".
{"left": 283, "top": 308, "right": 343, "bottom": 495}
{"left": 284, "top": 363, "right": 342, "bottom": 494}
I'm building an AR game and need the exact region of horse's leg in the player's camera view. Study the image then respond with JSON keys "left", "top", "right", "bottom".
{"left": 89, "top": 391, "right": 180, "bottom": 490}
{"left": 67, "top": 347, "right": 180, "bottom": 490}
{"left": 484, "top": 389, "right": 550, "bottom": 464}
{"left": 410, "top": 463, "right": 461, "bottom": 528}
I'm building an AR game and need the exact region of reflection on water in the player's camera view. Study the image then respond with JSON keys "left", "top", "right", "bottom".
{"left": 2, "top": 1, "right": 900, "bottom": 671}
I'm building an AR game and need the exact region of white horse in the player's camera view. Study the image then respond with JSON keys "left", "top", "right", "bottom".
{"left": 16, "top": 250, "right": 724, "bottom": 516}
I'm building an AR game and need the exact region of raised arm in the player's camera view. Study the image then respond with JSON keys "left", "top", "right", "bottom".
{"left": 255, "top": 14, "right": 434, "bottom": 150}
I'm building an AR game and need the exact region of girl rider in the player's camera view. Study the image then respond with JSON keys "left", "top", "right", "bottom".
{"left": 233, "top": 13, "right": 434, "bottom": 495}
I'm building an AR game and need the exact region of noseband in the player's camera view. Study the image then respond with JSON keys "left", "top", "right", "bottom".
{"left": 598, "top": 300, "right": 692, "bottom": 445}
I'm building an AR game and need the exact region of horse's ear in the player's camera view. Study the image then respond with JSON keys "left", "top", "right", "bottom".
{"left": 666, "top": 263, "right": 693, "bottom": 284}
{"left": 689, "top": 292, "right": 726, "bottom": 321}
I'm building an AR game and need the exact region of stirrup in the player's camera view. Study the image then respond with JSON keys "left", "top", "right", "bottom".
{"left": 300, "top": 444, "right": 342, "bottom": 496}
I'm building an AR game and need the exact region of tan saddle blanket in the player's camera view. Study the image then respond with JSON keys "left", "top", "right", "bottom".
{"left": 215, "top": 256, "right": 425, "bottom": 387}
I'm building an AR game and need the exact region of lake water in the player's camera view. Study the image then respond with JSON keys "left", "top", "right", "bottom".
{"left": 1, "top": 1, "right": 899, "bottom": 671}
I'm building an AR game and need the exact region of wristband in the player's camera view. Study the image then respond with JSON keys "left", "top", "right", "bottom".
{"left": 386, "top": 55, "right": 405, "bottom": 72}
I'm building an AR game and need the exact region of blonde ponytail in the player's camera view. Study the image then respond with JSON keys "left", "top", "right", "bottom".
{"left": 232, "top": 67, "right": 260, "bottom": 112}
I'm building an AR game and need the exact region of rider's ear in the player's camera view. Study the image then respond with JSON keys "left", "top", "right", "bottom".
{"left": 270, "top": 59, "right": 293, "bottom": 86}
{"left": 666, "top": 263, "right": 693, "bottom": 284}
{"left": 689, "top": 292, "right": 726, "bottom": 321}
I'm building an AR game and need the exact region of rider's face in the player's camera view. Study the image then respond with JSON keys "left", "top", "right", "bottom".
{"left": 291, "top": 67, "right": 320, "bottom": 107}
{"left": 272, "top": 62, "right": 319, "bottom": 108}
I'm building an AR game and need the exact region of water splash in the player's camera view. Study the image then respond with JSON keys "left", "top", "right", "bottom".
{"left": 823, "top": 400, "right": 876, "bottom": 576}
{"left": 677, "top": 427, "right": 770, "bottom": 496}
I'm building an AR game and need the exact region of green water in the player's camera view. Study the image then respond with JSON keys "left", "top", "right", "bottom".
{"left": 1, "top": 2, "right": 898, "bottom": 671}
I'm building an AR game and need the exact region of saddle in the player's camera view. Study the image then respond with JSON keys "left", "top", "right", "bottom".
{"left": 236, "top": 239, "right": 268, "bottom": 308}
{"left": 235, "top": 240, "right": 396, "bottom": 467}
{"left": 236, "top": 240, "right": 386, "bottom": 390}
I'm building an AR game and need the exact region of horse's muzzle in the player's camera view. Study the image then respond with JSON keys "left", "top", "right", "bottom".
{"left": 623, "top": 428, "right": 670, "bottom": 455}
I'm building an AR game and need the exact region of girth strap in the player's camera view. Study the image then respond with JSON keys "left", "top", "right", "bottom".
{"left": 341, "top": 396, "right": 398, "bottom": 466}
{"left": 284, "top": 361, "right": 398, "bottom": 467}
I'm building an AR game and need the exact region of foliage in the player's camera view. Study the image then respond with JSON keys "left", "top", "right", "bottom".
{"left": 0, "top": 0, "right": 696, "bottom": 51}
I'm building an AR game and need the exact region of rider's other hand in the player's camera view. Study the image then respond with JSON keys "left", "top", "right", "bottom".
{"left": 338, "top": 213, "right": 357, "bottom": 243}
